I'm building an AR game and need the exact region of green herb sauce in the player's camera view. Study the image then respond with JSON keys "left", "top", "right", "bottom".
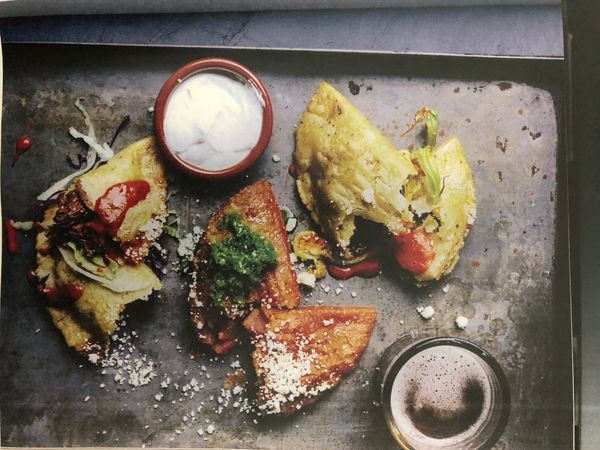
{"left": 209, "top": 213, "right": 277, "bottom": 308}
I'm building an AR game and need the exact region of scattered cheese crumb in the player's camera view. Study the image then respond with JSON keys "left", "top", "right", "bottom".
{"left": 441, "top": 284, "right": 449, "bottom": 294}
{"left": 297, "top": 271, "right": 316, "bottom": 288}
{"left": 455, "top": 315, "right": 469, "bottom": 329}
{"left": 272, "top": 154, "right": 281, "bottom": 163}
{"left": 206, "top": 424, "right": 215, "bottom": 434}
{"left": 417, "top": 305, "right": 435, "bottom": 320}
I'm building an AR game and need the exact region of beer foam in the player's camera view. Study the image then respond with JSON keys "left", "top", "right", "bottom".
{"left": 390, "top": 345, "right": 495, "bottom": 449}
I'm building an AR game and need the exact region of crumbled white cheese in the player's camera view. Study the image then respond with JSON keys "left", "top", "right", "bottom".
{"left": 177, "top": 227, "right": 203, "bottom": 258}
{"left": 232, "top": 386, "right": 244, "bottom": 395}
{"left": 455, "top": 315, "right": 469, "bottom": 329}
{"left": 297, "top": 271, "right": 316, "bottom": 288}
{"left": 441, "top": 284, "right": 449, "bottom": 294}
{"left": 100, "top": 329, "right": 157, "bottom": 387}
{"left": 272, "top": 154, "right": 281, "bottom": 163}
{"left": 361, "top": 187, "right": 375, "bottom": 205}
{"left": 322, "top": 319, "right": 334, "bottom": 326}
{"left": 289, "top": 253, "right": 298, "bottom": 264}
{"left": 417, "top": 305, "right": 435, "bottom": 320}
{"left": 139, "top": 214, "right": 167, "bottom": 241}
{"left": 256, "top": 331, "right": 330, "bottom": 415}
{"left": 206, "top": 424, "right": 215, "bottom": 434}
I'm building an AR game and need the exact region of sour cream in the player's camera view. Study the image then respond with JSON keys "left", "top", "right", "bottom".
{"left": 163, "top": 72, "right": 264, "bottom": 171}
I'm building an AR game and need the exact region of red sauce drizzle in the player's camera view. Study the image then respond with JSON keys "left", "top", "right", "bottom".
{"left": 5, "top": 220, "right": 18, "bottom": 254}
{"left": 11, "top": 136, "right": 33, "bottom": 167}
{"left": 288, "top": 164, "right": 298, "bottom": 178}
{"left": 390, "top": 230, "right": 436, "bottom": 275}
{"left": 42, "top": 284, "right": 84, "bottom": 303}
{"left": 328, "top": 256, "right": 382, "bottom": 280}
{"left": 94, "top": 180, "right": 150, "bottom": 235}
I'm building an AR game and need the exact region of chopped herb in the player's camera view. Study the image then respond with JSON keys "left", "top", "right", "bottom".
{"left": 209, "top": 214, "right": 277, "bottom": 308}
{"left": 164, "top": 210, "right": 180, "bottom": 238}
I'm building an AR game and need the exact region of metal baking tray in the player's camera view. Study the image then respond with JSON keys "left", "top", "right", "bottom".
{"left": 0, "top": 43, "right": 573, "bottom": 449}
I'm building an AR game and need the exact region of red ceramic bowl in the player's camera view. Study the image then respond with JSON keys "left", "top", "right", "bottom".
{"left": 154, "top": 58, "right": 273, "bottom": 180}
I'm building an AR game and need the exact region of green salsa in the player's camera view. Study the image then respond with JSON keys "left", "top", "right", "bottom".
{"left": 209, "top": 213, "right": 278, "bottom": 308}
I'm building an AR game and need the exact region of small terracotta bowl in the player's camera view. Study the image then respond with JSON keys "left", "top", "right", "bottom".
{"left": 154, "top": 57, "right": 273, "bottom": 180}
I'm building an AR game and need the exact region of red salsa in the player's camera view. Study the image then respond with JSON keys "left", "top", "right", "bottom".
{"left": 327, "top": 256, "right": 382, "bottom": 280}
{"left": 94, "top": 180, "right": 150, "bottom": 235}
{"left": 390, "top": 230, "right": 436, "bottom": 275}
{"left": 42, "top": 284, "right": 84, "bottom": 303}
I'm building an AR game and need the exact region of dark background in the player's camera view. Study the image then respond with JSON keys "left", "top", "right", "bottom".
{"left": 567, "top": 0, "right": 600, "bottom": 448}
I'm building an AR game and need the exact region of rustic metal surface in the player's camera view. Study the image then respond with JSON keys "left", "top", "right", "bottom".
{"left": 0, "top": 44, "right": 571, "bottom": 449}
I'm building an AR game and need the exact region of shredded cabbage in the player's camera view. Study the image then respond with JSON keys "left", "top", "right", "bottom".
{"left": 58, "top": 245, "right": 155, "bottom": 293}
{"left": 413, "top": 146, "right": 442, "bottom": 205}
{"left": 36, "top": 155, "right": 95, "bottom": 201}
{"left": 70, "top": 98, "right": 114, "bottom": 162}
{"left": 425, "top": 111, "right": 438, "bottom": 147}
{"left": 65, "top": 242, "right": 118, "bottom": 280}
{"left": 401, "top": 107, "right": 439, "bottom": 148}
{"left": 37, "top": 98, "right": 113, "bottom": 201}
